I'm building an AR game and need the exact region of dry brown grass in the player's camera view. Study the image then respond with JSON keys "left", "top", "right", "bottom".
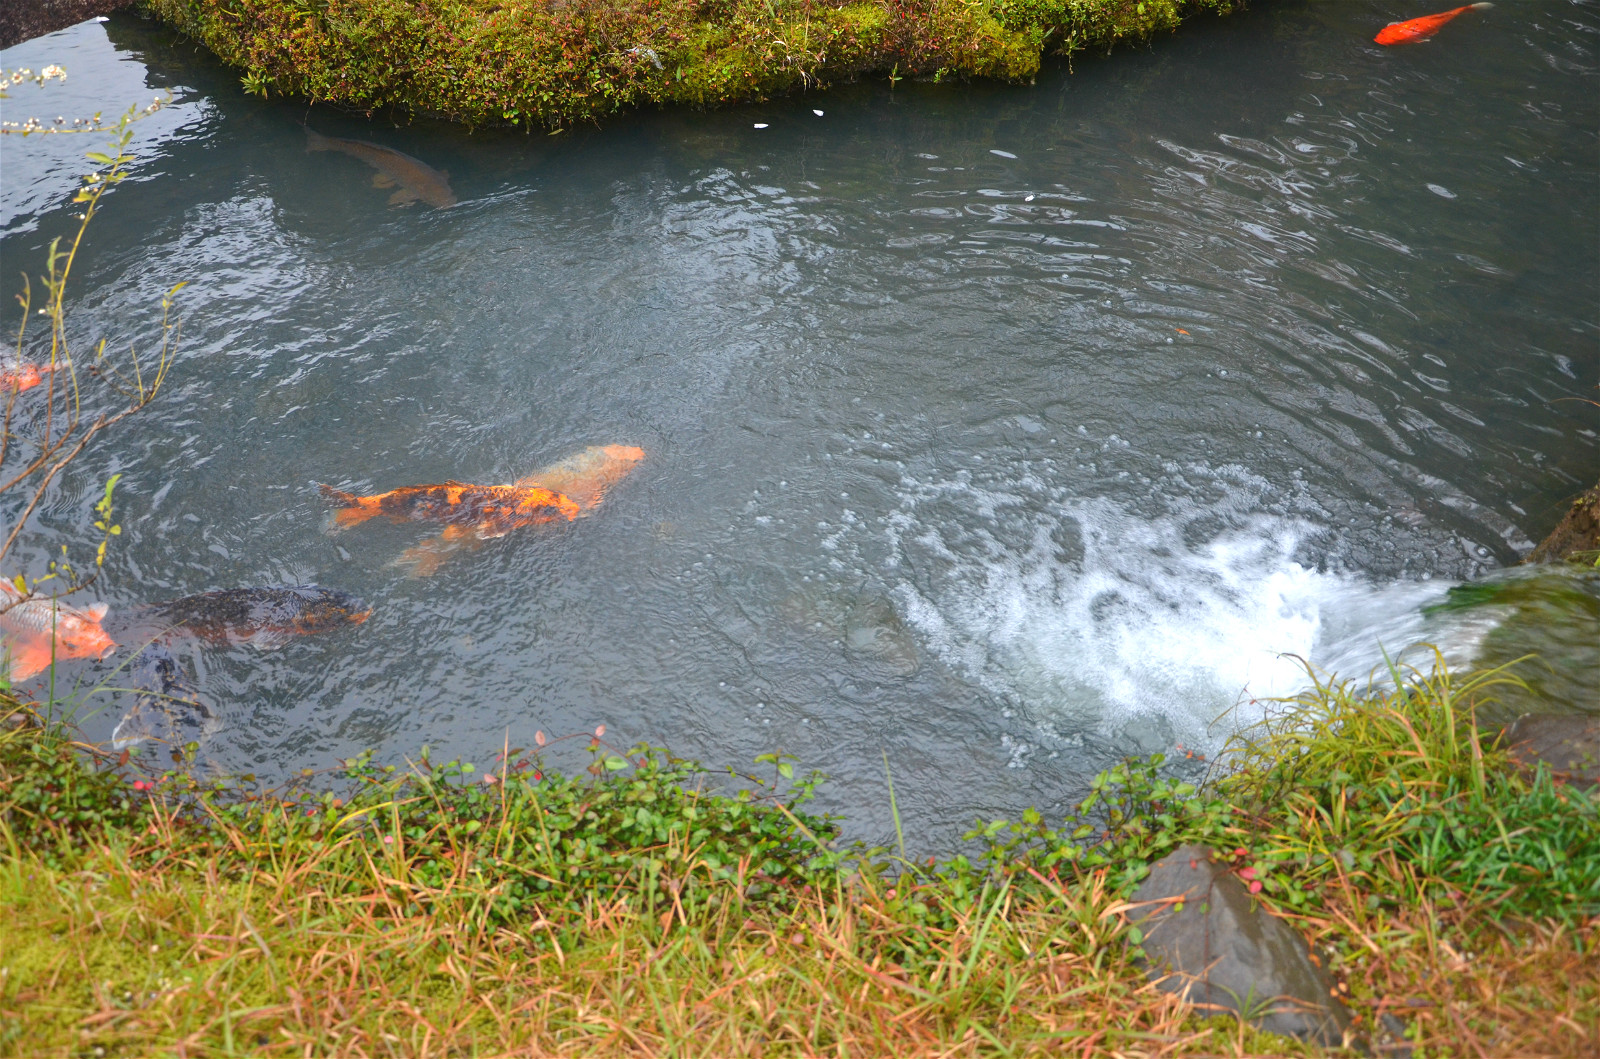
{"left": 5, "top": 830, "right": 1597, "bottom": 1057}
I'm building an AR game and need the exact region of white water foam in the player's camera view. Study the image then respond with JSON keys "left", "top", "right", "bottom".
{"left": 880, "top": 465, "right": 1487, "bottom": 753}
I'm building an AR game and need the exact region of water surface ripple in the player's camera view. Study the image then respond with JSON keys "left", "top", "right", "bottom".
{"left": 2, "top": 2, "right": 1595, "bottom": 846}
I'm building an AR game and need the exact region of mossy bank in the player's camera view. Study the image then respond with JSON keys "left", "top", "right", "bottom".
{"left": 134, "top": 0, "right": 1243, "bottom": 129}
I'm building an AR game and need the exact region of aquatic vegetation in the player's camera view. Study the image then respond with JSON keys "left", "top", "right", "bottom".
{"left": 1, "top": 90, "right": 181, "bottom": 689}
{"left": 2, "top": 654, "right": 1595, "bottom": 1055}
{"left": 134, "top": 0, "right": 1244, "bottom": 129}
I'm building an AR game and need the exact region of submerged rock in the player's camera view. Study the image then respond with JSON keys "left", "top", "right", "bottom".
{"left": 841, "top": 596, "right": 921, "bottom": 680}
{"left": 1129, "top": 845, "right": 1354, "bottom": 1046}
{"left": 0, "top": 1, "right": 129, "bottom": 50}
{"left": 1503, "top": 714, "right": 1600, "bottom": 789}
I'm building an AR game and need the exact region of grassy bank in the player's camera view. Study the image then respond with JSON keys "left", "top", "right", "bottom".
{"left": 2, "top": 658, "right": 1597, "bottom": 1056}
{"left": 134, "top": 0, "right": 1242, "bottom": 129}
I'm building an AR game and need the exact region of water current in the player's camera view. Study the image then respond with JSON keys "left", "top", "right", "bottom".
{"left": 3, "top": 2, "right": 1596, "bottom": 846}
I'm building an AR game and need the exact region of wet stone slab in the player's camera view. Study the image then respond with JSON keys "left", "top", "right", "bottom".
{"left": 1129, "top": 844, "right": 1354, "bottom": 1046}
{"left": 1503, "top": 715, "right": 1600, "bottom": 788}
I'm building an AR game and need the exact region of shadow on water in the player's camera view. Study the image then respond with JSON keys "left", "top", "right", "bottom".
{"left": 1, "top": 1, "right": 1596, "bottom": 848}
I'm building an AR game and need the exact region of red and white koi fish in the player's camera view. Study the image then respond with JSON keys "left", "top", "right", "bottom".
{"left": 1375, "top": 3, "right": 1491, "bottom": 46}
{"left": 0, "top": 581, "right": 116, "bottom": 682}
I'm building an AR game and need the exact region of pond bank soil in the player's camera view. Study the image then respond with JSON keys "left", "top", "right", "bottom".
{"left": 132, "top": 0, "right": 1243, "bottom": 129}
{"left": 1, "top": 0, "right": 131, "bottom": 49}
{"left": 1527, "top": 479, "right": 1600, "bottom": 564}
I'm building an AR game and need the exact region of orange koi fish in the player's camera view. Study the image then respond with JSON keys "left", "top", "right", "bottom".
{"left": 1375, "top": 3, "right": 1491, "bottom": 46}
{"left": 1, "top": 362, "right": 61, "bottom": 393}
{"left": 320, "top": 445, "right": 645, "bottom": 576}
{"left": 0, "top": 581, "right": 116, "bottom": 682}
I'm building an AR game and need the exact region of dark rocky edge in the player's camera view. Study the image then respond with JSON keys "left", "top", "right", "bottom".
{"left": 1, "top": 0, "right": 133, "bottom": 50}
{"left": 1526, "top": 478, "right": 1600, "bottom": 565}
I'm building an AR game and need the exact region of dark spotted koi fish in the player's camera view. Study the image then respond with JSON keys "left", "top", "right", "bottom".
{"left": 144, "top": 585, "right": 372, "bottom": 648}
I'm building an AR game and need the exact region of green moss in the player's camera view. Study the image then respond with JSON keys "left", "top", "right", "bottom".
{"left": 134, "top": 0, "right": 1245, "bottom": 128}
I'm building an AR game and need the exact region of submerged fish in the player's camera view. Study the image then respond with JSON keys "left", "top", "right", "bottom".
{"left": 1375, "top": 3, "right": 1491, "bottom": 45}
{"left": 110, "top": 642, "right": 219, "bottom": 750}
{"left": 320, "top": 480, "right": 583, "bottom": 576}
{"left": 0, "top": 582, "right": 116, "bottom": 682}
{"left": 145, "top": 585, "right": 372, "bottom": 648}
{"left": 322, "top": 446, "right": 645, "bottom": 575}
{"left": 304, "top": 126, "right": 457, "bottom": 208}
{"left": 514, "top": 444, "right": 647, "bottom": 512}
{"left": 1, "top": 362, "right": 61, "bottom": 393}
{"left": 319, "top": 481, "right": 582, "bottom": 535}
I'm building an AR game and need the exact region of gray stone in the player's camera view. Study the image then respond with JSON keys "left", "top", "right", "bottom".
{"left": 1129, "top": 844, "right": 1354, "bottom": 1045}
{"left": 1504, "top": 714, "right": 1600, "bottom": 788}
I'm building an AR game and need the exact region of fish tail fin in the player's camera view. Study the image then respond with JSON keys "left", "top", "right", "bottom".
{"left": 1470, "top": 2, "right": 1493, "bottom": 8}
{"left": 319, "top": 483, "right": 374, "bottom": 529}
{"left": 391, "top": 530, "right": 480, "bottom": 577}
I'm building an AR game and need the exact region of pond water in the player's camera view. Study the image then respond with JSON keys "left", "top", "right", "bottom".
{"left": 3, "top": 2, "right": 1596, "bottom": 847}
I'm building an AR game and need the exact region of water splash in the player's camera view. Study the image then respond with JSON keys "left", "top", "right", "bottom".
{"left": 882, "top": 465, "right": 1482, "bottom": 751}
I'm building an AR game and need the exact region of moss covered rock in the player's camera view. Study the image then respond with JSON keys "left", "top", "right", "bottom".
{"left": 135, "top": 0, "right": 1242, "bottom": 128}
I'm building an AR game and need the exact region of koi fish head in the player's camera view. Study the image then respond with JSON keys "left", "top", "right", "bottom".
{"left": 514, "top": 445, "right": 646, "bottom": 511}
{"left": 600, "top": 445, "right": 646, "bottom": 465}
{"left": 55, "top": 602, "right": 116, "bottom": 661}
{"left": 1, "top": 363, "right": 61, "bottom": 393}
{"left": 279, "top": 588, "right": 373, "bottom": 637}
{"left": 3, "top": 601, "right": 115, "bottom": 682}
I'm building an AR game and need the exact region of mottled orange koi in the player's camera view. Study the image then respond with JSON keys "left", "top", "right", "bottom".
{"left": 320, "top": 446, "right": 645, "bottom": 575}
{"left": 319, "top": 480, "right": 581, "bottom": 535}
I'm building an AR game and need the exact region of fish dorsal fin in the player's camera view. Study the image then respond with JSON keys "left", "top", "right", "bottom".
{"left": 86, "top": 602, "right": 109, "bottom": 621}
